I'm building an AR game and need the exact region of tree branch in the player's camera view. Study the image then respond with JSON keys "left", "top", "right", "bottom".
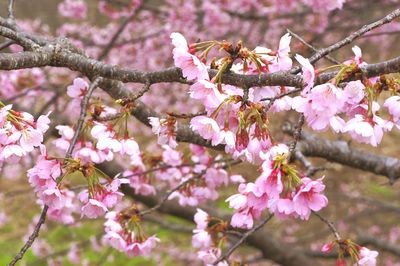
{"left": 213, "top": 214, "right": 274, "bottom": 265}
{"left": 8, "top": 78, "right": 102, "bottom": 266}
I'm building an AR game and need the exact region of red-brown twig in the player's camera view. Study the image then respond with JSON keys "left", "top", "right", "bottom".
{"left": 313, "top": 211, "right": 341, "bottom": 241}
{"left": 213, "top": 214, "right": 274, "bottom": 265}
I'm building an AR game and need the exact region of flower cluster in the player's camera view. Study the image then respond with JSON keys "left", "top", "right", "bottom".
{"left": 227, "top": 145, "right": 328, "bottom": 228}
{"left": 192, "top": 209, "right": 228, "bottom": 266}
{"left": 78, "top": 175, "right": 129, "bottom": 219}
{"left": 103, "top": 208, "right": 159, "bottom": 257}
{"left": 165, "top": 145, "right": 243, "bottom": 206}
{"left": 294, "top": 47, "right": 399, "bottom": 147}
{"left": 171, "top": 32, "right": 295, "bottom": 163}
{"left": 58, "top": 0, "right": 87, "bottom": 19}
{"left": 28, "top": 146, "right": 75, "bottom": 224}
{"left": 322, "top": 240, "right": 379, "bottom": 266}
{"left": 173, "top": 31, "right": 400, "bottom": 151}
{"left": 0, "top": 104, "right": 50, "bottom": 162}
{"left": 148, "top": 116, "right": 177, "bottom": 149}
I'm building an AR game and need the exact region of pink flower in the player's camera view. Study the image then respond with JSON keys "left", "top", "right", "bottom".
{"left": 125, "top": 235, "right": 160, "bottom": 257}
{"left": 0, "top": 105, "right": 12, "bottom": 127}
{"left": 189, "top": 80, "right": 224, "bottom": 109}
{"left": 295, "top": 54, "right": 315, "bottom": 94}
{"left": 67, "top": 78, "right": 88, "bottom": 98}
{"left": 36, "top": 113, "right": 51, "bottom": 133}
{"left": 226, "top": 193, "right": 247, "bottom": 210}
{"left": 194, "top": 208, "right": 209, "bottom": 230}
{"left": 302, "top": 0, "right": 345, "bottom": 12}
{"left": 103, "top": 231, "right": 127, "bottom": 251}
{"left": 171, "top": 32, "right": 209, "bottom": 81}
{"left": 148, "top": 117, "right": 177, "bottom": 148}
{"left": 293, "top": 177, "right": 328, "bottom": 220}
{"left": 384, "top": 96, "right": 400, "bottom": 129}
{"left": 190, "top": 116, "right": 223, "bottom": 146}
{"left": 230, "top": 174, "right": 245, "bottom": 183}
{"left": 81, "top": 199, "right": 108, "bottom": 219}
{"left": 162, "top": 146, "right": 182, "bottom": 166}
{"left": 268, "top": 197, "right": 295, "bottom": 219}
{"left": 192, "top": 229, "right": 211, "bottom": 249}
{"left": 28, "top": 160, "right": 59, "bottom": 187}
{"left": 42, "top": 188, "right": 65, "bottom": 209}
{"left": 170, "top": 32, "right": 188, "bottom": 50}
{"left": 343, "top": 81, "right": 365, "bottom": 111}
{"left": 19, "top": 128, "right": 43, "bottom": 152}
{"left": 230, "top": 208, "right": 255, "bottom": 229}
{"left": 67, "top": 243, "right": 81, "bottom": 265}
{"left": 1, "top": 144, "right": 26, "bottom": 159}
{"left": 120, "top": 138, "right": 140, "bottom": 156}
{"left": 343, "top": 46, "right": 366, "bottom": 66}
{"left": 47, "top": 190, "right": 75, "bottom": 225}
{"left": 96, "top": 137, "right": 122, "bottom": 153}
{"left": 0, "top": 211, "right": 9, "bottom": 227}
{"left": 357, "top": 247, "right": 378, "bottom": 266}
{"left": 58, "top": 0, "right": 87, "bottom": 19}
{"left": 292, "top": 83, "right": 346, "bottom": 132}
{"left": 343, "top": 114, "right": 387, "bottom": 146}
{"left": 255, "top": 168, "right": 283, "bottom": 199}
{"left": 273, "top": 33, "right": 293, "bottom": 71}
{"left": 321, "top": 242, "right": 335, "bottom": 253}
{"left": 197, "top": 248, "right": 228, "bottom": 266}
{"left": 205, "top": 168, "right": 229, "bottom": 188}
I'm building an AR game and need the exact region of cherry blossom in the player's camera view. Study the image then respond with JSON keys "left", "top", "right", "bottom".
{"left": 67, "top": 78, "right": 88, "bottom": 98}
{"left": 293, "top": 177, "right": 328, "bottom": 220}
{"left": 171, "top": 32, "right": 209, "bottom": 81}
{"left": 295, "top": 54, "right": 315, "bottom": 94}
{"left": 357, "top": 247, "right": 379, "bottom": 266}
{"left": 58, "top": 0, "right": 87, "bottom": 19}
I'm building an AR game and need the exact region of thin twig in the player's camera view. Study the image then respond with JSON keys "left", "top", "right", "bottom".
{"left": 360, "top": 30, "right": 400, "bottom": 38}
{"left": 7, "top": 205, "right": 49, "bottom": 266}
{"left": 122, "top": 158, "right": 235, "bottom": 179}
{"left": 65, "top": 77, "right": 102, "bottom": 157}
{"left": 312, "top": 211, "right": 341, "bottom": 241}
{"left": 7, "top": 0, "right": 15, "bottom": 21}
{"left": 93, "top": 112, "right": 123, "bottom": 122}
{"left": 144, "top": 214, "right": 193, "bottom": 233}
{"left": 34, "top": 91, "right": 62, "bottom": 120}
{"left": 213, "top": 214, "right": 274, "bottom": 265}
{"left": 287, "top": 29, "right": 340, "bottom": 64}
{"left": 306, "top": 8, "right": 400, "bottom": 69}
{"left": 167, "top": 111, "right": 207, "bottom": 119}
{"left": 98, "top": 11, "right": 138, "bottom": 60}
{"left": 288, "top": 114, "right": 305, "bottom": 160}
{"left": 131, "top": 82, "right": 151, "bottom": 101}
{"left": 4, "top": 86, "right": 49, "bottom": 102}
{"left": 139, "top": 170, "right": 207, "bottom": 216}
{"left": 8, "top": 77, "right": 102, "bottom": 266}
{"left": 260, "top": 87, "right": 302, "bottom": 102}
{"left": 118, "top": 82, "right": 151, "bottom": 105}
{"left": 139, "top": 159, "right": 241, "bottom": 216}
{"left": 294, "top": 151, "right": 325, "bottom": 176}
{"left": 0, "top": 39, "right": 14, "bottom": 50}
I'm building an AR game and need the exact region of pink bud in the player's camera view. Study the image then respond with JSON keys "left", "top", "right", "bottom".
{"left": 321, "top": 242, "right": 334, "bottom": 253}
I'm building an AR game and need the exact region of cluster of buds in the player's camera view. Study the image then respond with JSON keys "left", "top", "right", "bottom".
{"left": 322, "top": 239, "right": 378, "bottom": 266}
